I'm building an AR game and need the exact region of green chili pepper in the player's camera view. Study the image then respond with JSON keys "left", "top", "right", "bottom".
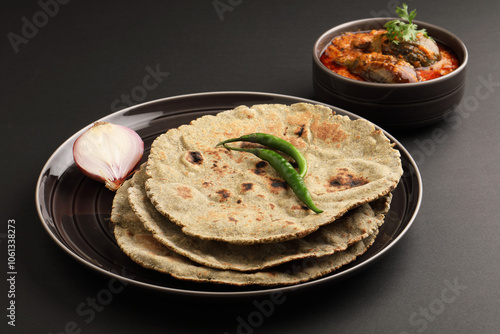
{"left": 222, "top": 144, "right": 323, "bottom": 214}
{"left": 216, "top": 133, "right": 308, "bottom": 178}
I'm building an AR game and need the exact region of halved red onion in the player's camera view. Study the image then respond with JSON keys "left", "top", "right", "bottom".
{"left": 73, "top": 122, "right": 144, "bottom": 191}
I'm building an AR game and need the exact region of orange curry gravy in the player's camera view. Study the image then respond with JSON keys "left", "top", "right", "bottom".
{"left": 416, "top": 46, "right": 458, "bottom": 81}
{"left": 320, "top": 30, "right": 459, "bottom": 82}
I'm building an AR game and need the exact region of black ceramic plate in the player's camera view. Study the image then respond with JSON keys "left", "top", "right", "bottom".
{"left": 36, "top": 92, "right": 422, "bottom": 297}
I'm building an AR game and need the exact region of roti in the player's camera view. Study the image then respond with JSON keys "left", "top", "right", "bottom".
{"left": 129, "top": 163, "right": 391, "bottom": 271}
{"left": 111, "top": 179, "right": 379, "bottom": 286}
{"left": 145, "top": 103, "right": 402, "bottom": 244}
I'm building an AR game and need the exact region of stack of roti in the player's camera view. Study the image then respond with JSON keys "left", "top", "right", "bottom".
{"left": 110, "top": 103, "right": 403, "bottom": 286}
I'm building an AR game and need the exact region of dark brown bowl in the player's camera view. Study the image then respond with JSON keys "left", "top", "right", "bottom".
{"left": 312, "top": 18, "right": 468, "bottom": 129}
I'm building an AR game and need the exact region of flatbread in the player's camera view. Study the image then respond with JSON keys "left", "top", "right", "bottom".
{"left": 145, "top": 103, "right": 402, "bottom": 244}
{"left": 129, "top": 163, "right": 391, "bottom": 271}
{"left": 111, "top": 179, "right": 378, "bottom": 286}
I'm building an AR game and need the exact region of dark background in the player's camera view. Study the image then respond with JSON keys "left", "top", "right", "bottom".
{"left": 1, "top": 0, "right": 499, "bottom": 333}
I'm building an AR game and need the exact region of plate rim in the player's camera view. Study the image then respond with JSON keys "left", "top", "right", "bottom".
{"left": 35, "top": 91, "right": 423, "bottom": 297}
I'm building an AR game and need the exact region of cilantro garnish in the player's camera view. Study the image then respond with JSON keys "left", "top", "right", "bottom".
{"left": 384, "top": 3, "right": 431, "bottom": 44}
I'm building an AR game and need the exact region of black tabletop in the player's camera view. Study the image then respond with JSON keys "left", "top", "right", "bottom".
{"left": 2, "top": 0, "right": 499, "bottom": 333}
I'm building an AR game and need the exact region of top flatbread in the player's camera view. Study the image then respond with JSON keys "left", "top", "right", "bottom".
{"left": 146, "top": 103, "right": 402, "bottom": 244}
{"left": 130, "top": 163, "right": 391, "bottom": 271}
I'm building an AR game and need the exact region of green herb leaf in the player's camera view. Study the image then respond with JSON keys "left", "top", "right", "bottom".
{"left": 384, "top": 3, "right": 431, "bottom": 44}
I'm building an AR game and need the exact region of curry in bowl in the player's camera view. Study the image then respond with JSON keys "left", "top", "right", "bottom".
{"left": 319, "top": 4, "right": 459, "bottom": 83}
{"left": 320, "top": 29, "right": 459, "bottom": 83}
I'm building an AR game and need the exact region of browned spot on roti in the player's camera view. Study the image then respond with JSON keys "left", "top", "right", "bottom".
{"left": 327, "top": 168, "right": 368, "bottom": 192}
{"left": 252, "top": 161, "right": 268, "bottom": 175}
{"left": 216, "top": 189, "right": 231, "bottom": 201}
{"left": 177, "top": 186, "right": 193, "bottom": 199}
{"left": 311, "top": 120, "right": 347, "bottom": 143}
{"left": 186, "top": 151, "right": 203, "bottom": 164}
{"left": 256, "top": 161, "right": 267, "bottom": 168}
{"left": 210, "top": 157, "right": 234, "bottom": 176}
{"left": 295, "top": 125, "right": 305, "bottom": 137}
{"left": 241, "top": 182, "right": 254, "bottom": 192}
{"left": 269, "top": 178, "right": 288, "bottom": 194}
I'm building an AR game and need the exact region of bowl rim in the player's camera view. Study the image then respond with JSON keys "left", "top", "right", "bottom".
{"left": 313, "top": 17, "right": 468, "bottom": 87}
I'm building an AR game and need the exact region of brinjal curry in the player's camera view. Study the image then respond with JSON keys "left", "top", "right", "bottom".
{"left": 320, "top": 5, "right": 459, "bottom": 83}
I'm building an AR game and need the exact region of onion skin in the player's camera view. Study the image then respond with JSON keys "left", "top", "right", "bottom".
{"left": 72, "top": 122, "right": 144, "bottom": 191}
